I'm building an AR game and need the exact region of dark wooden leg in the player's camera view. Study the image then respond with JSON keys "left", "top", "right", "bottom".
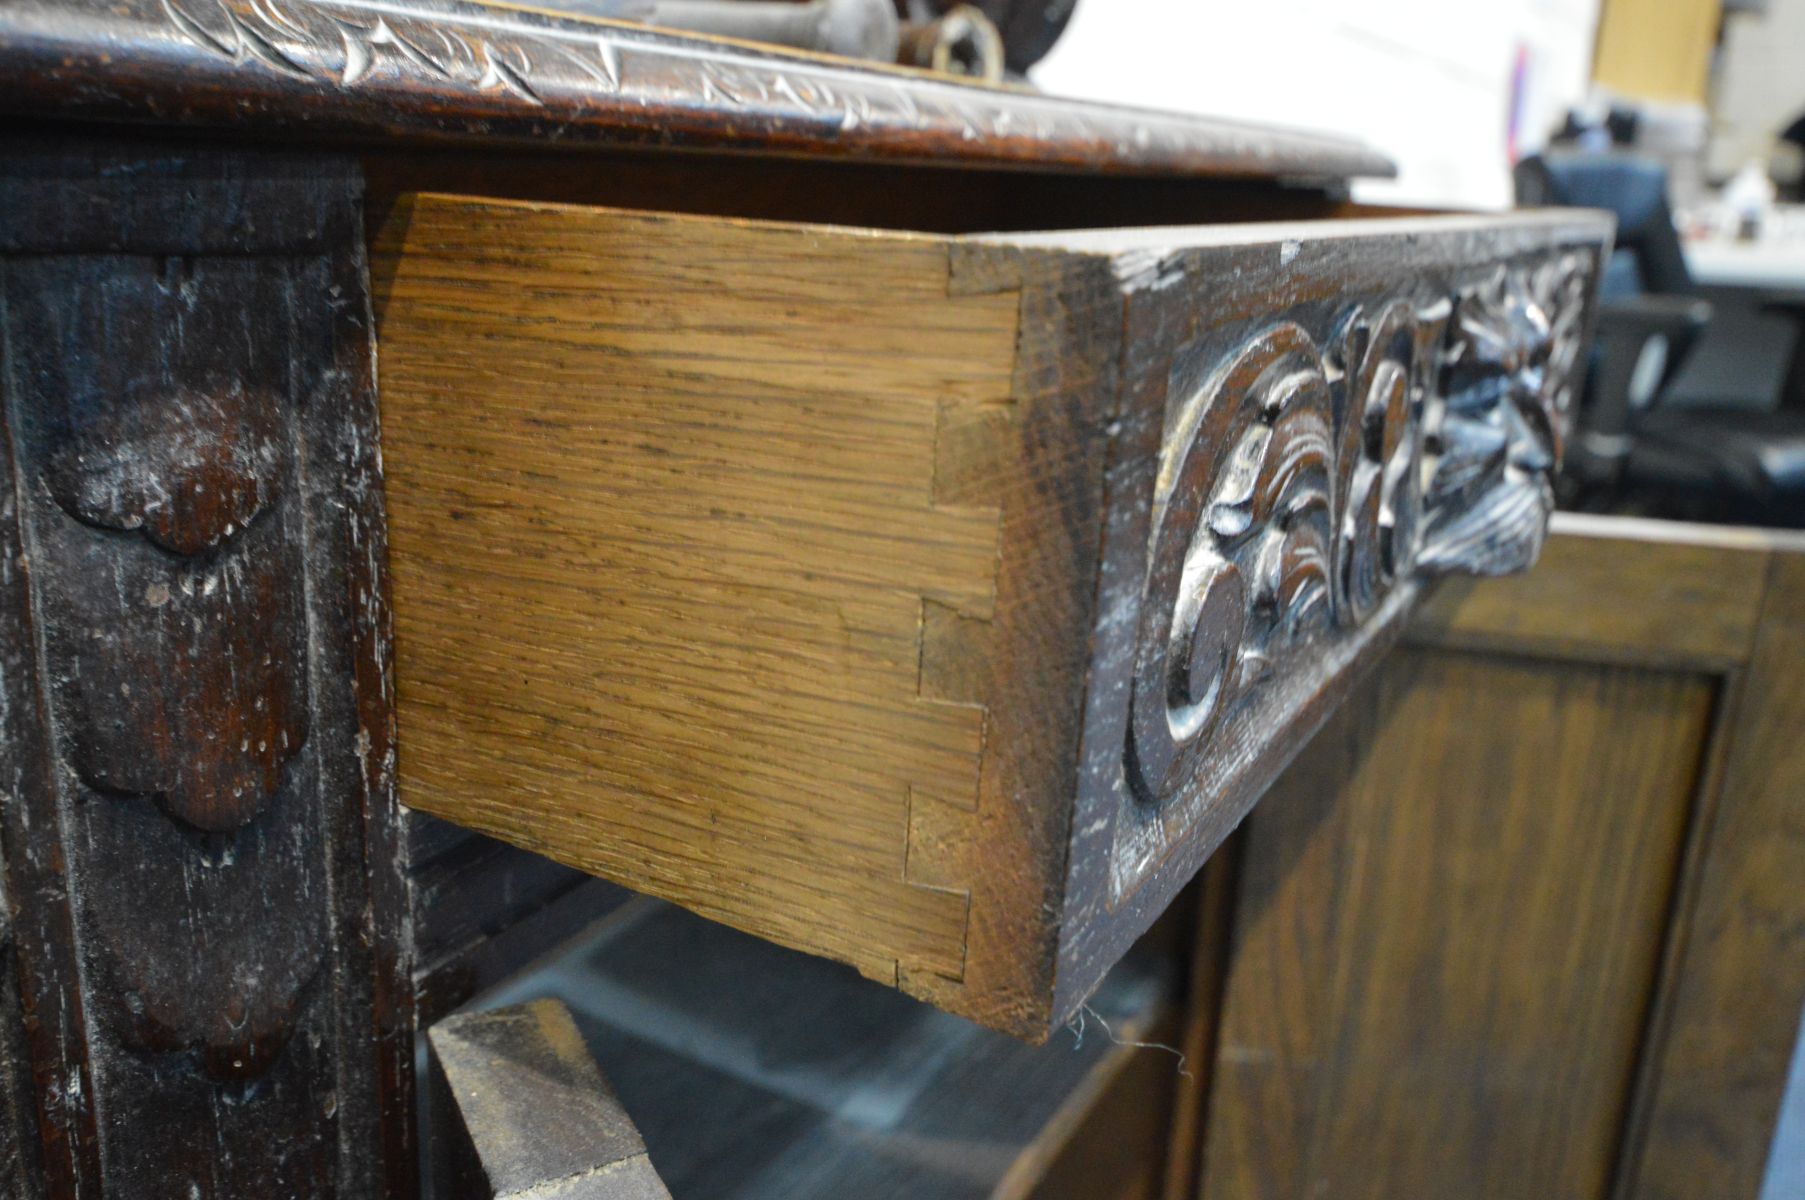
{"left": 0, "top": 139, "right": 413, "bottom": 1197}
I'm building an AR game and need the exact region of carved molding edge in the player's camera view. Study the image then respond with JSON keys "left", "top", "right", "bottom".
{"left": 0, "top": 0, "right": 1392, "bottom": 180}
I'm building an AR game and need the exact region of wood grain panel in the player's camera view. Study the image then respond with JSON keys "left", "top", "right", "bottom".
{"left": 374, "top": 195, "right": 1021, "bottom": 1000}
{"left": 1200, "top": 647, "right": 1714, "bottom": 1200}
{"left": 1619, "top": 552, "right": 1805, "bottom": 1200}
{"left": 1411, "top": 514, "right": 1772, "bottom": 670}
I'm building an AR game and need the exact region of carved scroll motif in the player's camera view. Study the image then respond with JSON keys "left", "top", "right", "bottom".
{"left": 1332, "top": 297, "right": 1444, "bottom": 624}
{"left": 1128, "top": 325, "right": 1335, "bottom": 803}
{"left": 1126, "top": 252, "right": 1588, "bottom": 808}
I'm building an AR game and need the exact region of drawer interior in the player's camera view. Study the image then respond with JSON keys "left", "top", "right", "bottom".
{"left": 363, "top": 147, "right": 1370, "bottom": 239}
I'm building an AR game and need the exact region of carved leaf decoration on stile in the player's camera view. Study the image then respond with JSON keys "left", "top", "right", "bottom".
{"left": 81, "top": 801, "right": 331, "bottom": 1084}
{"left": 43, "top": 381, "right": 309, "bottom": 834}
{"left": 45, "top": 386, "right": 278, "bottom": 555}
{"left": 0, "top": 156, "right": 388, "bottom": 1167}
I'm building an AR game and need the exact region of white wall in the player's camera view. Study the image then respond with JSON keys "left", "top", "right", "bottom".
{"left": 1710, "top": 0, "right": 1805, "bottom": 179}
{"left": 1033, "top": 0, "right": 1603, "bottom": 210}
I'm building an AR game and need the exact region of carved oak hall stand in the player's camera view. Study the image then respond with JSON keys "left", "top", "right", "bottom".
{"left": 0, "top": 2, "right": 1610, "bottom": 1195}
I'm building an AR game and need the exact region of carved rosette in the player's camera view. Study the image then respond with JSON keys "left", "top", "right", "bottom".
{"left": 1126, "top": 253, "right": 1589, "bottom": 808}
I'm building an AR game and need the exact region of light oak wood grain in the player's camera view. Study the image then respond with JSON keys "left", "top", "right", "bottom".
{"left": 374, "top": 196, "right": 1022, "bottom": 1004}
{"left": 1411, "top": 513, "right": 1772, "bottom": 670}
{"left": 1191, "top": 519, "right": 1805, "bottom": 1200}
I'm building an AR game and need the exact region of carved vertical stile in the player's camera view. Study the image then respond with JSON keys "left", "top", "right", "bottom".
{"left": 0, "top": 245, "right": 105, "bottom": 1197}
{"left": 0, "top": 143, "right": 410, "bottom": 1196}
{"left": 0, "top": 614, "right": 49, "bottom": 1200}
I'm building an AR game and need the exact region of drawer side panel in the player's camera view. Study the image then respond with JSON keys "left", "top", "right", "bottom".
{"left": 373, "top": 197, "right": 1023, "bottom": 998}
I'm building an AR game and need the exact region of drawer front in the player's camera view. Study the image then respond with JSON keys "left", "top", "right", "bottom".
{"left": 372, "top": 201, "right": 1609, "bottom": 1038}
{"left": 1009, "top": 220, "right": 1607, "bottom": 1019}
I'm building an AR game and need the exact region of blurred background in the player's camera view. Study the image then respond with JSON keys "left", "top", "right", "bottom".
{"left": 1033, "top": 0, "right": 1796, "bottom": 214}
{"left": 1031, "top": 0, "right": 1805, "bottom": 532}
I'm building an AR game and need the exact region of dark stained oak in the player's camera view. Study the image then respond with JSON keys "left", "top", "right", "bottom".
{"left": 1201, "top": 649, "right": 1713, "bottom": 1200}
{"left": 0, "top": 886, "right": 41, "bottom": 1200}
{"left": 0, "top": 140, "right": 414, "bottom": 1198}
{"left": 1187, "top": 517, "right": 1805, "bottom": 1200}
{"left": 359, "top": 148, "right": 1367, "bottom": 240}
{"left": 0, "top": 0, "right": 1391, "bottom": 183}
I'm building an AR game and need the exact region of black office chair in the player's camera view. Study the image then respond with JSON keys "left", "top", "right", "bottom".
{"left": 1516, "top": 152, "right": 1805, "bottom": 527}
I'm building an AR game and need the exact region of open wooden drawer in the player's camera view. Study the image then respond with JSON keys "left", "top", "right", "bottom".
{"left": 370, "top": 199, "right": 1610, "bottom": 1039}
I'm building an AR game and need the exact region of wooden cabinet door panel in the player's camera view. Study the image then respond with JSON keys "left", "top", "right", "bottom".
{"left": 1201, "top": 649, "right": 1712, "bottom": 1200}
{"left": 1195, "top": 519, "right": 1805, "bottom": 1200}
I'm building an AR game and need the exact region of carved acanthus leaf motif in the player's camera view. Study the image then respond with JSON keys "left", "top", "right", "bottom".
{"left": 160, "top": 0, "right": 625, "bottom": 103}
{"left": 1125, "top": 251, "right": 1589, "bottom": 808}
{"left": 35, "top": 273, "right": 310, "bottom": 834}
{"left": 129, "top": 0, "right": 1386, "bottom": 177}
{"left": 1418, "top": 257, "right": 1585, "bottom": 577}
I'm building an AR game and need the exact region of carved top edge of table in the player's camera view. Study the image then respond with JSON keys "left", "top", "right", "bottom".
{"left": 0, "top": 0, "right": 1395, "bottom": 183}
